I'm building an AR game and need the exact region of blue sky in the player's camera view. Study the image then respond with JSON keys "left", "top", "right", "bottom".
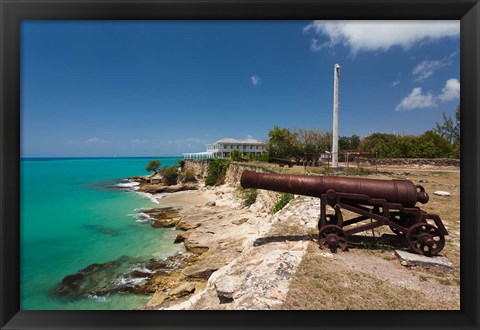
{"left": 21, "top": 20, "right": 460, "bottom": 157}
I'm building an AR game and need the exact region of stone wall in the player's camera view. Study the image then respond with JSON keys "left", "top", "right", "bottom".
{"left": 184, "top": 159, "right": 210, "bottom": 178}
{"left": 225, "top": 162, "right": 281, "bottom": 213}
{"left": 359, "top": 158, "right": 460, "bottom": 167}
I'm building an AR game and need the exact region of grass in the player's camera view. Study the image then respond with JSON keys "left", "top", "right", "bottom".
{"left": 308, "top": 167, "right": 333, "bottom": 175}
{"left": 430, "top": 171, "right": 448, "bottom": 176}
{"left": 269, "top": 222, "right": 305, "bottom": 237}
{"left": 344, "top": 167, "right": 371, "bottom": 176}
{"left": 276, "top": 166, "right": 460, "bottom": 311}
{"left": 271, "top": 193, "right": 295, "bottom": 214}
{"left": 278, "top": 243, "right": 460, "bottom": 310}
{"left": 237, "top": 188, "right": 258, "bottom": 207}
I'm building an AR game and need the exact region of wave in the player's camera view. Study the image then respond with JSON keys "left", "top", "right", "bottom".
{"left": 87, "top": 294, "right": 110, "bottom": 303}
{"left": 112, "top": 276, "right": 149, "bottom": 287}
{"left": 135, "top": 192, "right": 159, "bottom": 204}
{"left": 127, "top": 212, "right": 153, "bottom": 223}
{"left": 115, "top": 181, "right": 140, "bottom": 188}
{"left": 131, "top": 267, "right": 155, "bottom": 275}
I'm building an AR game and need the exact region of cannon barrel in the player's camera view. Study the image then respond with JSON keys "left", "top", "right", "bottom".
{"left": 240, "top": 170, "right": 429, "bottom": 207}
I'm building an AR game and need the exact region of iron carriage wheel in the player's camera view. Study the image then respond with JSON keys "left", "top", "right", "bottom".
{"left": 388, "top": 213, "right": 416, "bottom": 236}
{"left": 318, "top": 225, "right": 348, "bottom": 253}
{"left": 406, "top": 223, "right": 445, "bottom": 257}
{"left": 318, "top": 214, "right": 338, "bottom": 229}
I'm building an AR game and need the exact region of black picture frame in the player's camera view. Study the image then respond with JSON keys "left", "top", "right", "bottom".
{"left": 1, "top": 0, "right": 479, "bottom": 329}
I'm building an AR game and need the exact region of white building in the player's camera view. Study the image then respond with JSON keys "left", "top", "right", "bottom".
{"left": 183, "top": 138, "right": 267, "bottom": 159}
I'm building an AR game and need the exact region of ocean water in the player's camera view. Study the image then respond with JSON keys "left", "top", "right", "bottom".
{"left": 20, "top": 157, "right": 184, "bottom": 310}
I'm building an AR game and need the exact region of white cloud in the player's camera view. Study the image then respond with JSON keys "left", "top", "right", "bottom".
{"left": 395, "top": 87, "right": 436, "bottom": 111}
{"left": 437, "top": 78, "right": 460, "bottom": 102}
{"left": 412, "top": 59, "right": 449, "bottom": 81}
{"left": 86, "top": 137, "right": 107, "bottom": 144}
{"left": 395, "top": 78, "right": 460, "bottom": 111}
{"left": 250, "top": 75, "right": 261, "bottom": 85}
{"left": 391, "top": 80, "right": 400, "bottom": 87}
{"left": 304, "top": 21, "right": 459, "bottom": 55}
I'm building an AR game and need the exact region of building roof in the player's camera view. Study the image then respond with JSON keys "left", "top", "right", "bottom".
{"left": 212, "top": 138, "right": 265, "bottom": 145}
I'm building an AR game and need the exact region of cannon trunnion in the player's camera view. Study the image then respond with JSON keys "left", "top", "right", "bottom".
{"left": 241, "top": 170, "right": 448, "bottom": 257}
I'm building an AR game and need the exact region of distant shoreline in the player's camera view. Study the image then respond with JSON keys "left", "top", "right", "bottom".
{"left": 21, "top": 156, "right": 183, "bottom": 161}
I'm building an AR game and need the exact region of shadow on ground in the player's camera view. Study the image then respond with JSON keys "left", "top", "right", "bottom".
{"left": 253, "top": 234, "right": 315, "bottom": 247}
{"left": 253, "top": 232, "right": 408, "bottom": 254}
{"left": 347, "top": 233, "right": 407, "bottom": 252}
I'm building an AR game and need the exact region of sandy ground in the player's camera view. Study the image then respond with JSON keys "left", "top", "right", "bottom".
{"left": 153, "top": 189, "right": 217, "bottom": 209}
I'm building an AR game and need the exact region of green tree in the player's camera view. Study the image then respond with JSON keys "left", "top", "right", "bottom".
{"left": 296, "top": 128, "right": 331, "bottom": 165}
{"left": 416, "top": 131, "right": 453, "bottom": 158}
{"left": 434, "top": 105, "right": 460, "bottom": 145}
{"left": 339, "top": 134, "right": 361, "bottom": 151}
{"left": 267, "top": 126, "right": 299, "bottom": 160}
{"left": 360, "top": 133, "right": 399, "bottom": 158}
{"left": 145, "top": 160, "right": 161, "bottom": 174}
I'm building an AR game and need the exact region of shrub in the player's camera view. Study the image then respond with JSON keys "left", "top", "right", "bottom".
{"left": 344, "top": 167, "right": 371, "bottom": 176}
{"left": 309, "top": 167, "right": 332, "bottom": 175}
{"left": 205, "top": 159, "right": 231, "bottom": 186}
{"left": 160, "top": 166, "right": 180, "bottom": 185}
{"left": 177, "top": 159, "right": 186, "bottom": 169}
{"left": 239, "top": 188, "right": 257, "bottom": 207}
{"left": 230, "top": 150, "right": 246, "bottom": 162}
{"left": 271, "top": 193, "right": 294, "bottom": 214}
{"left": 252, "top": 152, "right": 269, "bottom": 162}
{"left": 183, "top": 170, "right": 196, "bottom": 182}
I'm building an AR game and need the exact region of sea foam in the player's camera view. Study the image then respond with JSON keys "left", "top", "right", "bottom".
{"left": 116, "top": 181, "right": 140, "bottom": 188}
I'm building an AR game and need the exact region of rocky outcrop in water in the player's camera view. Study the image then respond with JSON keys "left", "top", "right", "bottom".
{"left": 51, "top": 253, "right": 200, "bottom": 300}
{"left": 140, "top": 207, "right": 182, "bottom": 228}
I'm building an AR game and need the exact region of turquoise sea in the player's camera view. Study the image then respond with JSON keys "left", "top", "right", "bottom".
{"left": 20, "top": 157, "right": 184, "bottom": 310}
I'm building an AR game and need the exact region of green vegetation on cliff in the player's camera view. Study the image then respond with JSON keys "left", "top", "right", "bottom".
{"left": 205, "top": 159, "right": 231, "bottom": 186}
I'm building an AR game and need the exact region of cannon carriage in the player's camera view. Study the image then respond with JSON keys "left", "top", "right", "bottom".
{"left": 240, "top": 170, "right": 448, "bottom": 257}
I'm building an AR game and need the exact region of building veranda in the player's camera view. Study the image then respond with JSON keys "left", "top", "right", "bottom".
{"left": 183, "top": 138, "right": 266, "bottom": 159}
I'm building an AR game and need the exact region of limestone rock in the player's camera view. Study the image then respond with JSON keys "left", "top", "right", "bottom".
{"left": 151, "top": 219, "right": 178, "bottom": 228}
{"left": 395, "top": 250, "right": 454, "bottom": 270}
{"left": 184, "top": 239, "right": 210, "bottom": 255}
{"left": 205, "top": 201, "right": 216, "bottom": 207}
{"left": 169, "top": 282, "right": 196, "bottom": 298}
{"left": 174, "top": 230, "right": 192, "bottom": 243}
{"left": 232, "top": 218, "right": 248, "bottom": 225}
{"left": 214, "top": 275, "right": 243, "bottom": 301}
{"left": 176, "top": 220, "right": 201, "bottom": 231}
{"left": 433, "top": 191, "right": 451, "bottom": 196}
{"left": 182, "top": 264, "right": 218, "bottom": 279}
{"left": 147, "top": 291, "right": 168, "bottom": 306}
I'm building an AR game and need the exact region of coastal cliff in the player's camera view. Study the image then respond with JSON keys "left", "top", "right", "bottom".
{"left": 52, "top": 159, "right": 460, "bottom": 310}
{"left": 134, "top": 160, "right": 319, "bottom": 310}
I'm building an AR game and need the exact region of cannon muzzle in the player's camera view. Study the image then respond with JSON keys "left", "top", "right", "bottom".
{"left": 240, "top": 170, "right": 429, "bottom": 207}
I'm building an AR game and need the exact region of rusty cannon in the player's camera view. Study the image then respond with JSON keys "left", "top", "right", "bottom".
{"left": 240, "top": 170, "right": 448, "bottom": 256}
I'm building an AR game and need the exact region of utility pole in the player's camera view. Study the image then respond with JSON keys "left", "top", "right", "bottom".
{"left": 332, "top": 63, "right": 340, "bottom": 168}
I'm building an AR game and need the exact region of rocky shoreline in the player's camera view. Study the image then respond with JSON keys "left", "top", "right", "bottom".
{"left": 50, "top": 161, "right": 460, "bottom": 310}
{"left": 130, "top": 164, "right": 320, "bottom": 310}
{"left": 51, "top": 161, "right": 319, "bottom": 309}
